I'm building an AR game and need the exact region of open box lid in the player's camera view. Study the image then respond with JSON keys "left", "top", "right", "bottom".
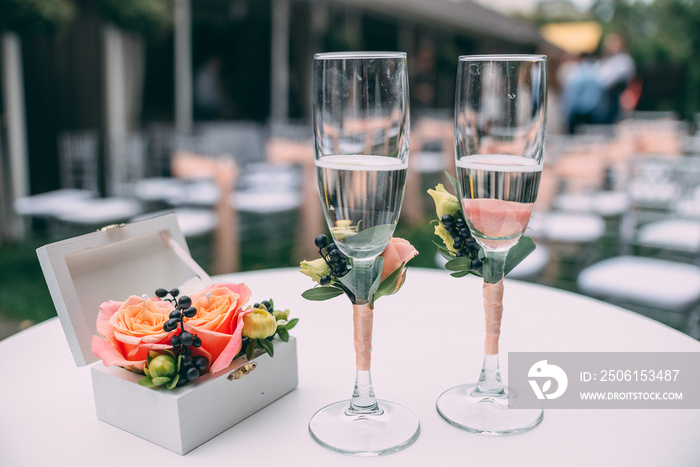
{"left": 37, "top": 213, "right": 208, "bottom": 367}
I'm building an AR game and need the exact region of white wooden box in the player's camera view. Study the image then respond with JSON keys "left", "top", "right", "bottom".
{"left": 36, "top": 214, "right": 299, "bottom": 454}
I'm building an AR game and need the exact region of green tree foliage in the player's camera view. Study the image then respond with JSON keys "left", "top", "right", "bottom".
{"left": 99, "top": 0, "right": 172, "bottom": 40}
{"left": 0, "top": 0, "right": 75, "bottom": 34}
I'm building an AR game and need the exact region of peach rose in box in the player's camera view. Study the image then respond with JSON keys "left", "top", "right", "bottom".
{"left": 380, "top": 237, "right": 419, "bottom": 282}
{"left": 91, "top": 296, "right": 176, "bottom": 371}
{"left": 183, "top": 283, "right": 252, "bottom": 374}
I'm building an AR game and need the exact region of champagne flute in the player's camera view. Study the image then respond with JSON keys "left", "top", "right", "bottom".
{"left": 436, "top": 55, "right": 547, "bottom": 435}
{"left": 309, "top": 52, "right": 419, "bottom": 455}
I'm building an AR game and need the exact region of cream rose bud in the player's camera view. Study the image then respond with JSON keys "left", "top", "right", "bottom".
{"left": 428, "top": 183, "right": 460, "bottom": 220}
{"left": 273, "top": 309, "right": 290, "bottom": 321}
{"left": 299, "top": 258, "right": 330, "bottom": 283}
{"left": 148, "top": 354, "right": 176, "bottom": 378}
{"left": 242, "top": 309, "right": 277, "bottom": 339}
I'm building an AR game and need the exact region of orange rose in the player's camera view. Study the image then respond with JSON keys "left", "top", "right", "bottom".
{"left": 380, "top": 237, "right": 419, "bottom": 281}
{"left": 184, "top": 283, "right": 252, "bottom": 373}
{"left": 91, "top": 296, "right": 176, "bottom": 371}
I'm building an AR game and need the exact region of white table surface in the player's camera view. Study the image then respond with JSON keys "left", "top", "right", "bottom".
{"left": 2, "top": 268, "right": 699, "bottom": 467}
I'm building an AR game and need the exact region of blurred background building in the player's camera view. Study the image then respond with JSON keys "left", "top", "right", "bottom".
{"left": 1, "top": 0, "right": 700, "bottom": 339}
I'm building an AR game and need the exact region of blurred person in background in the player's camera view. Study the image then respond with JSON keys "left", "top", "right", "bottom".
{"left": 561, "top": 52, "right": 604, "bottom": 134}
{"left": 595, "top": 33, "right": 636, "bottom": 124}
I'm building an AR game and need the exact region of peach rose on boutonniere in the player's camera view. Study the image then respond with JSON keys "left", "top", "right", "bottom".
{"left": 380, "top": 237, "right": 419, "bottom": 282}
{"left": 183, "top": 283, "right": 252, "bottom": 373}
{"left": 91, "top": 296, "right": 176, "bottom": 371}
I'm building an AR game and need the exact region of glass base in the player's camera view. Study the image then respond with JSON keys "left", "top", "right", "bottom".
{"left": 436, "top": 384, "right": 543, "bottom": 436}
{"left": 309, "top": 399, "right": 420, "bottom": 456}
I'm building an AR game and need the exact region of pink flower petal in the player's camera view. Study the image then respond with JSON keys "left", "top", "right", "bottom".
{"left": 113, "top": 330, "right": 142, "bottom": 346}
{"left": 209, "top": 309, "right": 252, "bottom": 374}
{"left": 91, "top": 335, "right": 146, "bottom": 370}
{"left": 392, "top": 237, "right": 419, "bottom": 262}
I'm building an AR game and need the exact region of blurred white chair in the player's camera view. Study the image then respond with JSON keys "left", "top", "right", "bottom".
{"left": 14, "top": 130, "right": 99, "bottom": 218}
{"left": 577, "top": 256, "right": 700, "bottom": 330}
{"left": 107, "top": 133, "right": 148, "bottom": 197}
{"left": 131, "top": 208, "right": 218, "bottom": 239}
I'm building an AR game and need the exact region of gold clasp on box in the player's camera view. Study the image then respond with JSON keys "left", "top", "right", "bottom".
{"left": 228, "top": 362, "right": 257, "bottom": 381}
{"left": 99, "top": 223, "right": 126, "bottom": 232}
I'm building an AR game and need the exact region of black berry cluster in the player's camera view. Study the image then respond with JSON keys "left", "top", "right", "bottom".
{"left": 314, "top": 234, "right": 349, "bottom": 284}
{"left": 156, "top": 287, "right": 208, "bottom": 387}
{"left": 441, "top": 214, "right": 483, "bottom": 271}
{"left": 252, "top": 299, "right": 272, "bottom": 311}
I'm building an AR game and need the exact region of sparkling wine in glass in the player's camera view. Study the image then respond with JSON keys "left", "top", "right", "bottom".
{"left": 436, "top": 55, "right": 547, "bottom": 435}
{"left": 309, "top": 52, "right": 420, "bottom": 455}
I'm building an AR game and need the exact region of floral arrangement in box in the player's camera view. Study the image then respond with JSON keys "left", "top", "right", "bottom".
{"left": 91, "top": 281, "right": 297, "bottom": 389}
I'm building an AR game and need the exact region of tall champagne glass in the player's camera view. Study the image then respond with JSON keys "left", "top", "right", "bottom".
{"left": 436, "top": 55, "right": 547, "bottom": 435}
{"left": 309, "top": 52, "right": 419, "bottom": 455}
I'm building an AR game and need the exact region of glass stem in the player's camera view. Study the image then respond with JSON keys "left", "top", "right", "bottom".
{"left": 347, "top": 258, "right": 382, "bottom": 415}
{"left": 474, "top": 249, "right": 507, "bottom": 397}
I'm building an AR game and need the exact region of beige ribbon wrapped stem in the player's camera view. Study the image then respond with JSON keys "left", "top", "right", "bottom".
{"left": 353, "top": 303, "right": 373, "bottom": 371}
{"left": 483, "top": 279, "right": 504, "bottom": 355}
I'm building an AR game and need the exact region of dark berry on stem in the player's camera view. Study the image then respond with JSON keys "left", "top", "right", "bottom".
{"left": 261, "top": 300, "right": 271, "bottom": 310}
{"left": 471, "top": 258, "right": 483, "bottom": 270}
{"left": 180, "top": 354, "right": 193, "bottom": 368}
{"left": 178, "top": 296, "right": 191, "bottom": 309}
{"left": 171, "top": 335, "right": 181, "bottom": 347}
{"left": 254, "top": 303, "right": 260, "bottom": 308}
{"left": 155, "top": 288, "right": 168, "bottom": 298}
{"left": 456, "top": 218, "right": 466, "bottom": 228}
{"left": 169, "top": 309, "right": 181, "bottom": 320}
{"left": 320, "top": 275, "right": 331, "bottom": 286}
{"left": 186, "top": 367, "right": 200, "bottom": 382}
{"left": 460, "top": 227, "right": 470, "bottom": 237}
{"left": 192, "top": 336, "right": 202, "bottom": 347}
{"left": 170, "top": 288, "right": 180, "bottom": 297}
{"left": 179, "top": 331, "right": 194, "bottom": 347}
{"left": 327, "top": 243, "right": 337, "bottom": 252}
{"left": 184, "top": 306, "right": 197, "bottom": 318}
{"left": 194, "top": 356, "right": 208, "bottom": 371}
{"left": 329, "top": 249, "right": 342, "bottom": 261}
{"left": 315, "top": 234, "right": 329, "bottom": 249}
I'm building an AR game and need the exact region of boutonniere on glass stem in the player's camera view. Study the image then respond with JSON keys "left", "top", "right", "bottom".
{"left": 300, "top": 234, "right": 418, "bottom": 309}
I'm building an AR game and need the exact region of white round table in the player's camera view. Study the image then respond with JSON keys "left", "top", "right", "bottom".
{"left": 1, "top": 268, "right": 699, "bottom": 466}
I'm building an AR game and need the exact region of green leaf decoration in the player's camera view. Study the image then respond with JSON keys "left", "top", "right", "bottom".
{"left": 245, "top": 339, "right": 257, "bottom": 361}
{"left": 445, "top": 171, "right": 460, "bottom": 199}
{"left": 143, "top": 367, "right": 150, "bottom": 377}
{"left": 342, "top": 225, "right": 396, "bottom": 249}
{"left": 257, "top": 338, "right": 274, "bottom": 357}
{"left": 504, "top": 236, "right": 536, "bottom": 276}
{"left": 285, "top": 318, "right": 299, "bottom": 331}
{"left": 138, "top": 376, "right": 155, "bottom": 387}
{"left": 434, "top": 241, "right": 456, "bottom": 261}
{"left": 176, "top": 354, "right": 182, "bottom": 373}
{"left": 372, "top": 263, "right": 405, "bottom": 305}
{"left": 302, "top": 287, "right": 344, "bottom": 301}
{"left": 445, "top": 257, "right": 472, "bottom": 271}
{"left": 277, "top": 328, "right": 290, "bottom": 342}
{"left": 151, "top": 376, "right": 170, "bottom": 386}
{"left": 450, "top": 270, "right": 471, "bottom": 278}
{"left": 166, "top": 374, "right": 179, "bottom": 389}
{"left": 163, "top": 349, "right": 176, "bottom": 360}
